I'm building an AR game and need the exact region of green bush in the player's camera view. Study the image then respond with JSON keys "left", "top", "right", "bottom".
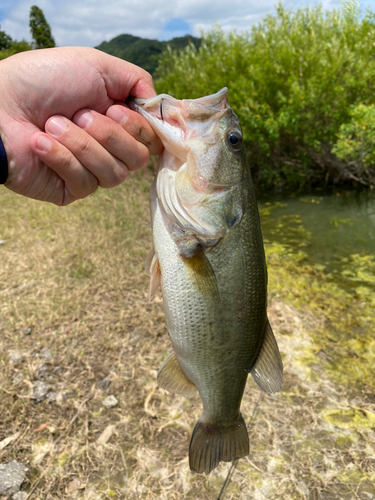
{"left": 155, "top": 2, "right": 375, "bottom": 191}
{"left": 332, "top": 104, "right": 375, "bottom": 185}
{"left": 0, "top": 40, "right": 32, "bottom": 60}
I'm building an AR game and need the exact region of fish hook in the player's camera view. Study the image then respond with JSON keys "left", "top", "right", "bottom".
{"left": 160, "top": 97, "right": 164, "bottom": 121}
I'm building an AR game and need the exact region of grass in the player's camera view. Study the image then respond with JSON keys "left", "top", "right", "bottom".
{"left": 0, "top": 167, "right": 374, "bottom": 499}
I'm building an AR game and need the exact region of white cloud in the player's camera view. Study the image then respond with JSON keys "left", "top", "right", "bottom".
{"left": 0, "top": 0, "right": 369, "bottom": 48}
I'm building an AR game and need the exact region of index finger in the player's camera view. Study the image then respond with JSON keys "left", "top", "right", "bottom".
{"left": 106, "top": 104, "right": 163, "bottom": 155}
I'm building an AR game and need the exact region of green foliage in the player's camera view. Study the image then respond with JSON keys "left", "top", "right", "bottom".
{"left": 0, "top": 25, "right": 32, "bottom": 60}
{"left": 96, "top": 34, "right": 201, "bottom": 75}
{"left": 332, "top": 104, "right": 375, "bottom": 185}
{"left": 0, "top": 27, "right": 12, "bottom": 50}
{"left": 0, "top": 40, "right": 32, "bottom": 60}
{"left": 29, "top": 5, "right": 55, "bottom": 49}
{"left": 155, "top": 2, "right": 375, "bottom": 191}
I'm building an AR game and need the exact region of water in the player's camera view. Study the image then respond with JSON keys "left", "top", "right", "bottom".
{"left": 259, "top": 191, "right": 375, "bottom": 290}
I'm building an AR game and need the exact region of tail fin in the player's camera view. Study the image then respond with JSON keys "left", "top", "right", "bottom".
{"left": 189, "top": 414, "right": 249, "bottom": 474}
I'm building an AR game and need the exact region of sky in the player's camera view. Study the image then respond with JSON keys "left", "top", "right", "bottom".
{"left": 0, "top": 0, "right": 375, "bottom": 47}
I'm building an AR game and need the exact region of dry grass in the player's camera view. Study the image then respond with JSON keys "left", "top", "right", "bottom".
{"left": 0, "top": 168, "right": 374, "bottom": 499}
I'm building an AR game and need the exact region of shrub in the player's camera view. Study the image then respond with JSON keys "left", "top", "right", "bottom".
{"left": 332, "top": 104, "right": 375, "bottom": 186}
{"left": 0, "top": 40, "right": 32, "bottom": 60}
{"left": 155, "top": 2, "right": 375, "bottom": 191}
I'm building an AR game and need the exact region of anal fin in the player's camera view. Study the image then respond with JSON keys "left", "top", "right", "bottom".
{"left": 144, "top": 249, "right": 161, "bottom": 301}
{"left": 157, "top": 349, "right": 196, "bottom": 396}
{"left": 250, "top": 319, "right": 283, "bottom": 394}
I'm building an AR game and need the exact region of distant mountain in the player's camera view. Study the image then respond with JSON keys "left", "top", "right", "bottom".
{"left": 95, "top": 34, "right": 201, "bottom": 75}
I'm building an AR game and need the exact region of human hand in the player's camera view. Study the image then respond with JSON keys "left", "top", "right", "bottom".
{"left": 0, "top": 47, "right": 163, "bottom": 205}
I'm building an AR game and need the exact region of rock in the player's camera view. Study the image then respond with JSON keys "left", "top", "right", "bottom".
{"left": 98, "top": 376, "right": 111, "bottom": 390}
{"left": 0, "top": 461, "right": 29, "bottom": 497}
{"left": 12, "top": 492, "right": 28, "bottom": 500}
{"left": 22, "top": 327, "right": 32, "bottom": 336}
{"left": 0, "top": 240, "right": 5, "bottom": 246}
{"left": 8, "top": 351, "right": 25, "bottom": 364}
{"left": 46, "top": 391, "right": 66, "bottom": 404}
{"left": 12, "top": 373, "right": 24, "bottom": 386}
{"left": 103, "top": 395, "right": 118, "bottom": 409}
{"left": 32, "top": 381, "right": 50, "bottom": 402}
{"left": 97, "top": 424, "right": 115, "bottom": 444}
{"left": 37, "top": 363, "right": 48, "bottom": 379}
{"left": 39, "top": 347, "right": 53, "bottom": 360}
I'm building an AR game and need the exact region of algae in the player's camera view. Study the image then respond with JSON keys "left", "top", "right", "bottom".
{"left": 260, "top": 200, "right": 375, "bottom": 394}
{"left": 322, "top": 407, "right": 375, "bottom": 430}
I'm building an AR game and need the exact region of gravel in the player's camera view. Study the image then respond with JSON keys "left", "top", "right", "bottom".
{"left": 32, "top": 381, "right": 51, "bottom": 402}
{"left": 98, "top": 375, "right": 112, "bottom": 390}
{"left": 39, "top": 347, "right": 53, "bottom": 360}
{"left": 8, "top": 351, "right": 25, "bottom": 364}
{"left": 12, "top": 492, "right": 28, "bottom": 500}
{"left": 0, "top": 461, "right": 29, "bottom": 497}
{"left": 103, "top": 395, "right": 118, "bottom": 409}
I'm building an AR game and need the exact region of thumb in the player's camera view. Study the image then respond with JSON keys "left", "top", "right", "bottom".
{"left": 91, "top": 49, "right": 157, "bottom": 101}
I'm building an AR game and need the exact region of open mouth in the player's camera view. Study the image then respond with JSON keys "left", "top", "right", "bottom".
{"left": 128, "top": 94, "right": 186, "bottom": 135}
{"left": 127, "top": 88, "right": 230, "bottom": 148}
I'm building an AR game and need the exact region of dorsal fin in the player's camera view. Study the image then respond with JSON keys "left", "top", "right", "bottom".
{"left": 250, "top": 319, "right": 283, "bottom": 394}
{"left": 157, "top": 349, "right": 197, "bottom": 396}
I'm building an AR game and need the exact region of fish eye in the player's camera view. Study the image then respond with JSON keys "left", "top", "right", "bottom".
{"left": 227, "top": 131, "right": 242, "bottom": 151}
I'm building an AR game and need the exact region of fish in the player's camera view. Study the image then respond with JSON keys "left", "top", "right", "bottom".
{"left": 129, "top": 88, "right": 283, "bottom": 474}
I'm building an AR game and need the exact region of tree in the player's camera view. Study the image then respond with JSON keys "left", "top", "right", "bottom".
{"left": 0, "top": 40, "right": 32, "bottom": 60}
{"left": 29, "top": 5, "right": 55, "bottom": 49}
{"left": 0, "top": 27, "right": 13, "bottom": 50}
{"left": 0, "top": 25, "right": 32, "bottom": 60}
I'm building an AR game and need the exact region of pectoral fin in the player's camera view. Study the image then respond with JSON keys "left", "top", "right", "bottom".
{"left": 250, "top": 319, "right": 283, "bottom": 394}
{"left": 157, "top": 349, "right": 197, "bottom": 396}
{"left": 144, "top": 249, "right": 161, "bottom": 301}
{"left": 182, "top": 247, "right": 220, "bottom": 299}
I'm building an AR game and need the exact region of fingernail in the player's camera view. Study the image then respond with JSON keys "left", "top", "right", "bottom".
{"left": 74, "top": 111, "right": 93, "bottom": 129}
{"left": 36, "top": 135, "right": 51, "bottom": 151}
{"left": 107, "top": 107, "right": 129, "bottom": 124}
{"left": 47, "top": 116, "right": 67, "bottom": 136}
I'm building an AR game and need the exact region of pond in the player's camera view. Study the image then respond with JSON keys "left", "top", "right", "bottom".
{"left": 259, "top": 191, "right": 375, "bottom": 292}
{"left": 258, "top": 190, "right": 375, "bottom": 394}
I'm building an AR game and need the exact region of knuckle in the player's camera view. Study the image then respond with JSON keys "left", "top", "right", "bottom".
{"left": 100, "top": 132, "right": 118, "bottom": 151}
{"left": 74, "top": 139, "right": 91, "bottom": 158}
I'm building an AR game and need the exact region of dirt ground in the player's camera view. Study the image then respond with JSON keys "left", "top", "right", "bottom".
{"left": 0, "top": 168, "right": 374, "bottom": 499}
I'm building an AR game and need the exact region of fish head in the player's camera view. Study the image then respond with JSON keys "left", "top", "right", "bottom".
{"left": 129, "top": 88, "right": 246, "bottom": 191}
{"left": 130, "top": 89, "right": 250, "bottom": 248}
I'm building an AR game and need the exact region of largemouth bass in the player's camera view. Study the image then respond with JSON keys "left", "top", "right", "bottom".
{"left": 130, "top": 88, "right": 283, "bottom": 474}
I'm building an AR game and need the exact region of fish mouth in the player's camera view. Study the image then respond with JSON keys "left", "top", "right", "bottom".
{"left": 127, "top": 88, "right": 230, "bottom": 159}
{"left": 128, "top": 94, "right": 187, "bottom": 154}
